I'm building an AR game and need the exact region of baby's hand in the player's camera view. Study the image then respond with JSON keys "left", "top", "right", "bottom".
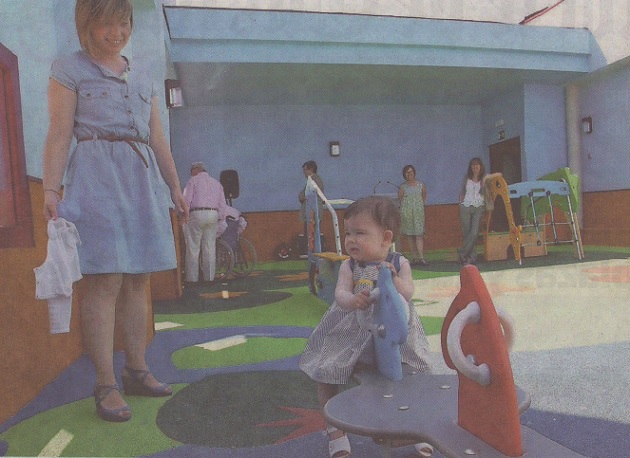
{"left": 352, "top": 289, "right": 372, "bottom": 310}
{"left": 381, "top": 262, "right": 397, "bottom": 278}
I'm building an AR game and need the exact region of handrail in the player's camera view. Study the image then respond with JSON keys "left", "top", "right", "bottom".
{"left": 306, "top": 176, "right": 343, "bottom": 255}
{"left": 446, "top": 301, "right": 515, "bottom": 386}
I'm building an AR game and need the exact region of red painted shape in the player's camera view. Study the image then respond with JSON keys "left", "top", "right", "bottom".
{"left": 256, "top": 406, "right": 326, "bottom": 444}
{"left": 441, "top": 265, "right": 523, "bottom": 457}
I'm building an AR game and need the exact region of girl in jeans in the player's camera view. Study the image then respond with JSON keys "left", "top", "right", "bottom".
{"left": 457, "top": 157, "right": 500, "bottom": 264}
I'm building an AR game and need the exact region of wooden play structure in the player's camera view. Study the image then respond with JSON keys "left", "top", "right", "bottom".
{"left": 483, "top": 175, "right": 525, "bottom": 264}
{"left": 323, "top": 265, "right": 586, "bottom": 457}
{"left": 483, "top": 170, "right": 584, "bottom": 264}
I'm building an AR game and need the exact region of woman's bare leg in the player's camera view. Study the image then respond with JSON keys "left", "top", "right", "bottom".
{"left": 406, "top": 235, "right": 418, "bottom": 260}
{"left": 117, "top": 273, "right": 164, "bottom": 388}
{"left": 415, "top": 235, "right": 425, "bottom": 259}
{"left": 81, "top": 273, "right": 124, "bottom": 410}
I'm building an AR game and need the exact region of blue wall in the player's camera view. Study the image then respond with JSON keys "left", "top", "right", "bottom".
{"left": 170, "top": 104, "right": 483, "bottom": 212}
{"left": 522, "top": 83, "right": 568, "bottom": 179}
{"left": 1, "top": 1, "right": 628, "bottom": 213}
{"left": 0, "top": 0, "right": 168, "bottom": 179}
{"left": 482, "top": 88, "right": 525, "bottom": 159}
{"left": 579, "top": 60, "right": 630, "bottom": 192}
{"left": 0, "top": 1, "right": 64, "bottom": 179}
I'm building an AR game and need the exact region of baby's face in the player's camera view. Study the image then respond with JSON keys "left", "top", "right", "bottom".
{"left": 343, "top": 212, "right": 391, "bottom": 263}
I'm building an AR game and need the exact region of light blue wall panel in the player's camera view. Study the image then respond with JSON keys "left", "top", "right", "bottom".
{"left": 170, "top": 104, "right": 483, "bottom": 212}
{"left": 482, "top": 88, "right": 524, "bottom": 159}
{"left": 481, "top": 85, "right": 567, "bottom": 182}
{"left": 0, "top": 0, "right": 66, "bottom": 178}
{"left": 579, "top": 61, "right": 630, "bottom": 192}
{"left": 523, "top": 83, "right": 567, "bottom": 180}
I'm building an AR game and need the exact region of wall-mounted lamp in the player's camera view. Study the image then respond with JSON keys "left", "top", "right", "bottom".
{"left": 581, "top": 116, "right": 592, "bottom": 134}
{"left": 165, "top": 79, "right": 183, "bottom": 108}
{"left": 329, "top": 141, "right": 340, "bottom": 157}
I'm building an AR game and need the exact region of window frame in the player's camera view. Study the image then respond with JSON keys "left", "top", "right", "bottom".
{"left": 0, "top": 42, "right": 33, "bottom": 248}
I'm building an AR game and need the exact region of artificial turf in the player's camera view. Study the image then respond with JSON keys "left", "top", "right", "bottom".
{"left": 2, "top": 247, "right": 629, "bottom": 457}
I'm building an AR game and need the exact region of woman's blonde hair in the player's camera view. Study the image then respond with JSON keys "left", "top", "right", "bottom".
{"left": 75, "top": 0, "right": 133, "bottom": 54}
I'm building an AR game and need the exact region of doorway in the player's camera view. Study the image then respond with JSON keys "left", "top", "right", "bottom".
{"left": 488, "top": 137, "right": 522, "bottom": 231}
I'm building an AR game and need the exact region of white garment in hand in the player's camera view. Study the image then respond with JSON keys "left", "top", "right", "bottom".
{"left": 34, "top": 218, "right": 82, "bottom": 334}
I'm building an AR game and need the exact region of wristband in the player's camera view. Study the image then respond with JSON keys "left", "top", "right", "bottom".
{"left": 45, "top": 189, "right": 62, "bottom": 198}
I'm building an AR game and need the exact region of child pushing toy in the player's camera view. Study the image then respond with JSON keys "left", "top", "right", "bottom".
{"left": 300, "top": 196, "right": 434, "bottom": 458}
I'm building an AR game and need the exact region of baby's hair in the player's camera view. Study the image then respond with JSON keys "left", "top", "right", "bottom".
{"left": 344, "top": 196, "right": 400, "bottom": 241}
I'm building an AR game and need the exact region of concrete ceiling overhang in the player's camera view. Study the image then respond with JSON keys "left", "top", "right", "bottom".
{"left": 163, "top": 7, "right": 597, "bottom": 106}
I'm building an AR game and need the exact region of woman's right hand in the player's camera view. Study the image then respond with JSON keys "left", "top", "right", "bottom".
{"left": 43, "top": 190, "right": 60, "bottom": 221}
{"left": 42, "top": 80, "right": 76, "bottom": 222}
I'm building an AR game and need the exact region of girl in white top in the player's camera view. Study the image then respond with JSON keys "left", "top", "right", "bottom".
{"left": 457, "top": 157, "right": 495, "bottom": 264}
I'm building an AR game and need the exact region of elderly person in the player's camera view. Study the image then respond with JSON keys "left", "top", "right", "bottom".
{"left": 183, "top": 162, "right": 227, "bottom": 283}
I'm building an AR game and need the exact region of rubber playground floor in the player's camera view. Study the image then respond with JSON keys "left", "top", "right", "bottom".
{"left": 1, "top": 246, "right": 629, "bottom": 457}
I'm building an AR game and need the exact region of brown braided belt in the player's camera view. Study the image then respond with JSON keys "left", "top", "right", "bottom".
{"left": 77, "top": 135, "right": 149, "bottom": 168}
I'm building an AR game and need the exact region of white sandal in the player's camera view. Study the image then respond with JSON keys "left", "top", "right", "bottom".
{"left": 326, "top": 426, "right": 351, "bottom": 458}
{"left": 413, "top": 442, "right": 434, "bottom": 457}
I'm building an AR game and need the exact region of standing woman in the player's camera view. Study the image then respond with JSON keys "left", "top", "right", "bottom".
{"left": 42, "top": 0, "right": 188, "bottom": 422}
{"left": 457, "top": 157, "right": 496, "bottom": 264}
{"left": 398, "top": 165, "right": 429, "bottom": 266}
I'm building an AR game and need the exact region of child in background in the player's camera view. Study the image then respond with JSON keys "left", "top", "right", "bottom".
{"left": 300, "top": 196, "right": 433, "bottom": 458}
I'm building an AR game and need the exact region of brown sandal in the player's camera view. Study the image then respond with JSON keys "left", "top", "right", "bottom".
{"left": 94, "top": 384, "right": 131, "bottom": 422}
{"left": 122, "top": 366, "right": 172, "bottom": 397}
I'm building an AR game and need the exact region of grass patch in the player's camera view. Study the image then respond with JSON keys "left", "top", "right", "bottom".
{"left": 0, "top": 387, "right": 186, "bottom": 457}
{"left": 252, "top": 260, "right": 311, "bottom": 271}
{"left": 419, "top": 316, "right": 444, "bottom": 336}
{"left": 156, "top": 286, "right": 328, "bottom": 330}
{"left": 172, "top": 337, "right": 308, "bottom": 369}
